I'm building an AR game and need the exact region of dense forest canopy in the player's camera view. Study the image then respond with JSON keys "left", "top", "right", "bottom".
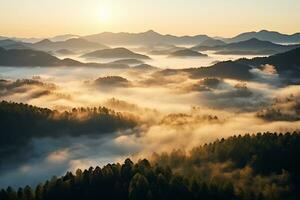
{"left": 0, "top": 101, "right": 137, "bottom": 166}
{"left": 1, "top": 133, "right": 299, "bottom": 200}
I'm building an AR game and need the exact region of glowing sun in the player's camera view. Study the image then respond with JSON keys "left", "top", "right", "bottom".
{"left": 99, "top": 6, "right": 111, "bottom": 23}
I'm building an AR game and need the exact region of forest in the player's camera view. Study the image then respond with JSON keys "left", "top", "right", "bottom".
{"left": 1, "top": 132, "right": 299, "bottom": 200}
{"left": 1, "top": 1, "right": 300, "bottom": 199}
{"left": 0, "top": 101, "right": 137, "bottom": 165}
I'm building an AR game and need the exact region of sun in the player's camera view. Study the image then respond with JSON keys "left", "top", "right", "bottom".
{"left": 99, "top": 6, "right": 111, "bottom": 23}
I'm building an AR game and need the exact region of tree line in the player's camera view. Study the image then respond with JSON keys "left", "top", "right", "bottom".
{"left": 0, "top": 101, "right": 137, "bottom": 166}
{"left": 0, "top": 158, "right": 236, "bottom": 200}
{"left": 1, "top": 132, "right": 300, "bottom": 200}
{"left": 152, "top": 132, "right": 300, "bottom": 200}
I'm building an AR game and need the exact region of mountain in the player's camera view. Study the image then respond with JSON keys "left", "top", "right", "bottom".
{"left": 157, "top": 47, "right": 300, "bottom": 81}
{"left": 214, "top": 50, "right": 278, "bottom": 55}
{"left": 49, "top": 34, "right": 79, "bottom": 42}
{"left": 84, "top": 30, "right": 212, "bottom": 45}
{"left": 0, "top": 47, "right": 75, "bottom": 66}
{"left": 0, "top": 39, "right": 30, "bottom": 49}
{"left": 81, "top": 48, "right": 151, "bottom": 60}
{"left": 0, "top": 47, "right": 128, "bottom": 68}
{"left": 193, "top": 38, "right": 300, "bottom": 55}
{"left": 8, "top": 34, "right": 80, "bottom": 43}
{"left": 169, "top": 49, "right": 208, "bottom": 57}
{"left": 55, "top": 49, "right": 76, "bottom": 55}
{"left": 10, "top": 37, "right": 44, "bottom": 43}
{"left": 94, "top": 76, "right": 131, "bottom": 88}
{"left": 224, "top": 38, "right": 298, "bottom": 51}
{"left": 238, "top": 47, "right": 300, "bottom": 79}
{"left": 156, "top": 60, "right": 253, "bottom": 81}
{"left": 136, "top": 44, "right": 185, "bottom": 55}
{"left": 110, "top": 59, "right": 144, "bottom": 65}
{"left": 132, "top": 63, "right": 158, "bottom": 71}
{"left": 179, "top": 47, "right": 300, "bottom": 82}
{"left": 183, "top": 60, "right": 253, "bottom": 80}
{"left": 0, "top": 36, "right": 8, "bottom": 40}
{"left": 30, "top": 38, "right": 108, "bottom": 51}
{"left": 229, "top": 30, "right": 300, "bottom": 43}
{"left": 196, "top": 38, "right": 227, "bottom": 47}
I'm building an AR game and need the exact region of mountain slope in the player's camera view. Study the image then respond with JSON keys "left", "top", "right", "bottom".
{"left": 169, "top": 49, "right": 208, "bottom": 57}
{"left": 0, "top": 47, "right": 64, "bottom": 66}
{"left": 229, "top": 30, "right": 300, "bottom": 43}
{"left": 81, "top": 48, "right": 151, "bottom": 60}
{"left": 194, "top": 38, "right": 227, "bottom": 48}
{"left": 49, "top": 34, "right": 79, "bottom": 42}
{"left": 238, "top": 47, "right": 300, "bottom": 78}
{"left": 0, "top": 39, "right": 30, "bottom": 49}
{"left": 183, "top": 61, "right": 253, "bottom": 80}
{"left": 30, "top": 38, "right": 108, "bottom": 51}
{"left": 155, "top": 60, "right": 253, "bottom": 81}
{"left": 192, "top": 38, "right": 300, "bottom": 54}
{"left": 0, "top": 47, "right": 129, "bottom": 68}
{"left": 224, "top": 38, "right": 298, "bottom": 51}
{"left": 155, "top": 47, "right": 300, "bottom": 81}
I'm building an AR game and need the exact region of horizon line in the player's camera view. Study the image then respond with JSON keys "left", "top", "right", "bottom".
{"left": 1, "top": 29, "right": 300, "bottom": 40}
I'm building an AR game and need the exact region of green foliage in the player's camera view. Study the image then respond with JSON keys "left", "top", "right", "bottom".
{"left": 1, "top": 131, "right": 300, "bottom": 200}
{"left": 0, "top": 158, "right": 236, "bottom": 200}
{"left": 153, "top": 132, "right": 300, "bottom": 200}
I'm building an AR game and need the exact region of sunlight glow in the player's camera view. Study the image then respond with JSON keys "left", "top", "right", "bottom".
{"left": 99, "top": 5, "right": 111, "bottom": 23}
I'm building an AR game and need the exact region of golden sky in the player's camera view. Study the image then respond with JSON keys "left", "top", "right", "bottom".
{"left": 1, "top": 0, "right": 300, "bottom": 38}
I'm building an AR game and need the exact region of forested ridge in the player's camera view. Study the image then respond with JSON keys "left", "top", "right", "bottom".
{"left": 1, "top": 133, "right": 300, "bottom": 200}
{"left": 153, "top": 132, "right": 300, "bottom": 200}
{"left": 0, "top": 100, "right": 137, "bottom": 141}
{"left": 0, "top": 101, "right": 137, "bottom": 165}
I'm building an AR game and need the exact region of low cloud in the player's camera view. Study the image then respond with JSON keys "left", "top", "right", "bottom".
{"left": 257, "top": 92, "right": 300, "bottom": 121}
{"left": 1, "top": 64, "right": 300, "bottom": 189}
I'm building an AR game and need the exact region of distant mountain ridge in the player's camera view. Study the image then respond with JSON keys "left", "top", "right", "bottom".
{"left": 238, "top": 47, "right": 300, "bottom": 79}
{"left": 0, "top": 36, "right": 8, "bottom": 40}
{"left": 192, "top": 38, "right": 300, "bottom": 55}
{"left": 2, "top": 29, "right": 300, "bottom": 46}
{"left": 45, "top": 30, "right": 300, "bottom": 45}
{"left": 4, "top": 34, "right": 80, "bottom": 43}
{"left": 0, "top": 47, "right": 69, "bottom": 66}
{"left": 0, "top": 39, "right": 30, "bottom": 49}
{"left": 49, "top": 34, "right": 79, "bottom": 42}
{"left": 0, "top": 47, "right": 128, "bottom": 68}
{"left": 83, "top": 30, "right": 211, "bottom": 45}
{"left": 229, "top": 30, "right": 300, "bottom": 43}
{"left": 156, "top": 47, "right": 300, "bottom": 82}
{"left": 30, "top": 38, "right": 108, "bottom": 51}
{"left": 1, "top": 38, "right": 109, "bottom": 52}
{"left": 169, "top": 49, "right": 208, "bottom": 57}
{"left": 81, "top": 48, "right": 151, "bottom": 60}
{"left": 197, "top": 38, "right": 227, "bottom": 47}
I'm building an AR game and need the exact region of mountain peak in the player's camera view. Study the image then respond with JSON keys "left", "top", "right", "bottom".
{"left": 65, "top": 38, "right": 85, "bottom": 42}
{"left": 143, "top": 30, "right": 160, "bottom": 35}
{"left": 145, "top": 30, "right": 156, "bottom": 33}
{"left": 0, "top": 39, "right": 15, "bottom": 42}
{"left": 259, "top": 30, "right": 270, "bottom": 33}
{"left": 36, "top": 39, "right": 52, "bottom": 44}
{"left": 239, "top": 38, "right": 275, "bottom": 45}
{"left": 247, "top": 38, "right": 261, "bottom": 42}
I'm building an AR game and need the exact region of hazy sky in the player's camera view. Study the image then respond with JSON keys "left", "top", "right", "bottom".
{"left": 1, "top": 0, "right": 300, "bottom": 38}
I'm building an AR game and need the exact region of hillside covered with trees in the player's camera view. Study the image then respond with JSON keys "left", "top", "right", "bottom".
{"left": 0, "top": 101, "right": 137, "bottom": 165}
{"left": 1, "top": 133, "right": 299, "bottom": 200}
